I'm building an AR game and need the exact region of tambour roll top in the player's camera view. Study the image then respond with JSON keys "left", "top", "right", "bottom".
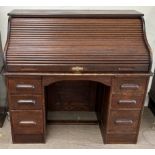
{"left": 5, "top": 10, "right": 152, "bottom": 73}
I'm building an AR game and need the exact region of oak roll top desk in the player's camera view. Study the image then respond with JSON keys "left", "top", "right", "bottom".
{"left": 4, "top": 10, "right": 152, "bottom": 144}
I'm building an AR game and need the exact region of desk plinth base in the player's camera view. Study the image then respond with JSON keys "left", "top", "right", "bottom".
{"left": 12, "top": 134, "right": 45, "bottom": 144}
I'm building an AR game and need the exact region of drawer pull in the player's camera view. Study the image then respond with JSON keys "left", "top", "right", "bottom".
{"left": 115, "top": 119, "right": 133, "bottom": 125}
{"left": 118, "top": 100, "right": 137, "bottom": 104}
{"left": 120, "top": 84, "right": 139, "bottom": 89}
{"left": 17, "top": 99, "right": 36, "bottom": 104}
{"left": 19, "top": 121, "right": 37, "bottom": 125}
{"left": 71, "top": 66, "right": 84, "bottom": 72}
{"left": 16, "top": 84, "right": 35, "bottom": 89}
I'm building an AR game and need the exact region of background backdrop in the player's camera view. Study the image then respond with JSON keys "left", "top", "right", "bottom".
{"left": 0, "top": 6, "right": 155, "bottom": 106}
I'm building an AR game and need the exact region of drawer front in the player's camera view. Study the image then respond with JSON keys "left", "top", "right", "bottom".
{"left": 11, "top": 110, "right": 44, "bottom": 134}
{"left": 111, "top": 94, "right": 144, "bottom": 109}
{"left": 113, "top": 77, "right": 147, "bottom": 94}
{"left": 108, "top": 110, "right": 140, "bottom": 133}
{"left": 9, "top": 95, "right": 43, "bottom": 110}
{"left": 8, "top": 78, "right": 42, "bottom": 94}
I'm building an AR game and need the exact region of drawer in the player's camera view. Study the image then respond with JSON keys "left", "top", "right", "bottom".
{"left": 9, "top": 95, "right": 43, "bottom": 110}
{"left": 113, "top": 77, "right": 147, "bottom": 94}
{"left": 8, "top": 77, "right": 42, "bottom": 94}
{"left": 111, "top": 94, "right": 144, "bottom": 109}
{"left": 108, "top": 110, "right": 141, "bottom": 133}
{"left": 11, "top": 110, "right": 44, "bottom": 134}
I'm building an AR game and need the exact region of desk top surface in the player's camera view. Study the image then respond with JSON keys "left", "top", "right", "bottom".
{"left": 8, "top": 10, "right": 144, "bottom": 18}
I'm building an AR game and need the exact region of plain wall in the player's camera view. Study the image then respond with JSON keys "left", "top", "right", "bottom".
{"left": 0, "top": 6, "right": 155, "bottom": 106}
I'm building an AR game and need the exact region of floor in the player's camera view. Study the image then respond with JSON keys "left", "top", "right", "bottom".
{"left": 0, "top": 108, "right": 155, "bottom": 149}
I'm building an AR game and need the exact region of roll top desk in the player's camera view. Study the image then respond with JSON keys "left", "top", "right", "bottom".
{"left": 4, "top": 10, "right": 152, "bottom": 144}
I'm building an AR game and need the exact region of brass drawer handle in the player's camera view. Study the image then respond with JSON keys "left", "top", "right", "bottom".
{"left": 120, "top": 84, "right": 139, "bottom": 89}
{"left": 71, "top": 66, "right": 84, "bottom": 73}
{"left": 19, "top": 121, "right": 37, "bottom": 125}
{"left": 115, "top": 119, "right": 133, "bottom": 125}
{"left": 118, "top": 100, "right": 137, "bottom": 104}
{"left": 17, "top": 99, "right": 36, "bottom": 104}
{"left": 16, "top": 84, "right": 35, "bottom": 89}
